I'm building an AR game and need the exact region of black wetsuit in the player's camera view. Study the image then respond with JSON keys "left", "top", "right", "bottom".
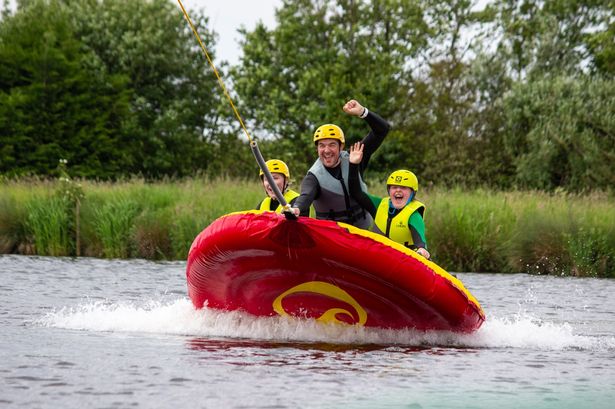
{"left": 293, "top": 110, "right": 390, "bottom": 216}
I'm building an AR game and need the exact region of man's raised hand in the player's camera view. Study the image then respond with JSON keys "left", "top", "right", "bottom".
{"left": 349, "top": 142, "right": 364, "bottom": 164}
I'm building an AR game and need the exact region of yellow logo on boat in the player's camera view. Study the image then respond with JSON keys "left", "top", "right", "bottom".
{"left": 272, "top": 281, "right": 367, "bottom": 326}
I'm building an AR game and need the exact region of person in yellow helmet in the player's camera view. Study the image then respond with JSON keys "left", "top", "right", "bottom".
{"left": 291, "top": 99, "right": 390, "bottom": 229}
{"left": 347, "top": 142, "right": 430, "bottom": 259}
{"left": 256, "top": 159, "right": 300, "bottom": 213}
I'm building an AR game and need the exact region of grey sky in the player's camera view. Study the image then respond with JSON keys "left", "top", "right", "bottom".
{"left": 178, "top": 0, "right": 282, "bottom": 65}
{"left": 5, "top": 0, "right": 281, "bottom": 65}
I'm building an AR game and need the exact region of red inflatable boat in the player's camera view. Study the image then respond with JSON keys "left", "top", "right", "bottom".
{"left": 186, "top": 211, "right": 485, "bottom": 332}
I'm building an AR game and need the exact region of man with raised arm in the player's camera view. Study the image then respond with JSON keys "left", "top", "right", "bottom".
{"left": 291, "top": 99, "right": 390, "bottom": 229}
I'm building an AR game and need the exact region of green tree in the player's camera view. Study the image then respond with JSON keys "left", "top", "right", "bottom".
{"left": 467, "top": 0, "right": 615, "bottom": 189}
{"left": 586, "top": 15, "right": 615, "bottom": 77}
{"left": 1, "top": 0, "right": 232, "bottom": 179}
{"left": 0, "top": 0, "right": 131, "bottom": 177}
{"left": 488, "top": 0, "right": 614, "bottom": 79}
{"left": 69, "top": 0, "right": 229, "bottom": 178}
{"left": 501, "top": 76, "right": 615, "bottom": 190}
{"left": 381, "top": 0, "right": 493, "bottom": 186}
{"left": 232, "top": 0, "right": 429, "bottom": 177}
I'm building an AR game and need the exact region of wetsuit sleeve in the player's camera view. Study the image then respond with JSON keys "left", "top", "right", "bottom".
{"left": 288, "top": 196, "right": 299, "bottom": 207}
{"left": 409, "top": 212, "right": 427, "bottom": 249}
{"left": 359, "top": 110, "right": 390, "bottom": 175}
{"left": 293, "top": 172, "right": 319, "bottom": 216}
{"left": 348, "top": 163, "right": 378, "bottom": 217}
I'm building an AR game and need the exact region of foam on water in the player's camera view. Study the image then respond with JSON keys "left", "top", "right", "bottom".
{"left": 36, "top": 297, "right": 615, "bottom": 351}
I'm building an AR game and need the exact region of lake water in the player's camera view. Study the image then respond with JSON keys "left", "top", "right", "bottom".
{"left": 1, "top": 255, "right": 614, "bottom": 408}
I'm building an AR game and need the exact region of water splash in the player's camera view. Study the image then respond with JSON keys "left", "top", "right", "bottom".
{"left": 36, "top": 298, "right": 615, "bottom": 351}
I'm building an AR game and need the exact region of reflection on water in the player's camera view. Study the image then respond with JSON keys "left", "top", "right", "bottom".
{"left": 186, "top": 336, "right": 439, "bottom": 354}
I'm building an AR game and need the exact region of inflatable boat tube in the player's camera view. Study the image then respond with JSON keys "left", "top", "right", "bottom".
{"left": 186, "top": 211, "right": 485, "bottom": 332}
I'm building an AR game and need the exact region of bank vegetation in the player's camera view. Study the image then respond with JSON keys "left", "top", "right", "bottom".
{"left": 1, "top": 177, "right": 613, "bottom": 277}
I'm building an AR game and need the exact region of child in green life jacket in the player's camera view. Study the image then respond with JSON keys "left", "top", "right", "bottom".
{"left": 348, "top": 143, "right": 430, "bottom": 259}
{"left": 256, "top": 159, "right": 300, "bottom": 213}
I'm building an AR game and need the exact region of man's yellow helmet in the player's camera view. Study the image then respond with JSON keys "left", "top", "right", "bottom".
{"left": 313, "top": 124, "right": 345, "bottom": 145}
{"left": 387, "top": 170, "right": 418, "bottom": 192}
{"left": 259, "top": 159, "right": 290, "bottom": 179}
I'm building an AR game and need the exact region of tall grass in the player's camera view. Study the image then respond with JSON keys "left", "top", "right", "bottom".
{"left": 425, "top": 188, "right": 516, "bottom": 273}
{"left": 132, "top": 208, "right": 173, "bottom": 260}
{"left": 91, "top": 197, "right": 140, "bottom": 259}
{"left": 25, "top": 195, "right": 72, "bottom": 256}
{"left": 1, "top": 177, "right": 613, "bottom": 277}
{"left": 421, "top": 189, "right": 615, "bottom": 276}
{"left": 0, "top": 195, "right": 29, "bottom": 253}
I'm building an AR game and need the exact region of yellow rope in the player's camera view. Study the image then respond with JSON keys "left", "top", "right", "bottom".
{"left": 176, "top": 0, "right": 253, "bottom": 143}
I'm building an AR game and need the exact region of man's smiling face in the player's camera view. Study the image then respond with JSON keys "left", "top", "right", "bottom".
{"left": 317, "top": 139, "right": 342, "bottom": 168}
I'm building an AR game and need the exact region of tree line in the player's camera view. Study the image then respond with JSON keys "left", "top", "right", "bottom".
{"left": 1, "top": 0, "right": 613, "bottom": 190}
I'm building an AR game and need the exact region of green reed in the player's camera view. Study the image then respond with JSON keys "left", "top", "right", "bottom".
{"left": 1, "top": 177, "right": 613, "bottom": 277}
{"left": 25, "top": 195, "right": 73, "bottom": 256}
{"left": 0, "top": 195, "right": 28, "bottom": 253}
{"left": 421, "top": 189, "right": 615, "bottom": 277}
{"left": 505, "top": 192, "right": 615, "bottom": 277}
{"left": 424, "top": 188, "right": 516, "bottom": 273}
{"left": 91, "top": 196, "right": 140, "bottom": 259}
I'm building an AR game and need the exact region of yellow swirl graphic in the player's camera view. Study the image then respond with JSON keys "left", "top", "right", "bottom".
{"left": 272, "top": 281, "right": 367, "bottom": 326}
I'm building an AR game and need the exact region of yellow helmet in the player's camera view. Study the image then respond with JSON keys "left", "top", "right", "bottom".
{"left": 387, "top": 170, "right": 418, "bottom": 192}
{"left": 313, "top": 124, "right": 345, "bottom": 145}
{"left": 259, "top": 159, "right": 290, "bottom": 179}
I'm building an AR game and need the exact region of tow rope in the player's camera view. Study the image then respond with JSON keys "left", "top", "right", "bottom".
{"left": 176, "top": 0, "right": 295, "bottom": 217}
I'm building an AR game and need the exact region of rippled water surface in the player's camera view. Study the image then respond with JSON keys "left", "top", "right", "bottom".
{"left": 1, "top": 255, "right": 614, "bottom": 408}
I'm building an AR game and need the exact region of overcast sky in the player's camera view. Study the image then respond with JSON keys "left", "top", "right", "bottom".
{"left": 178, "top": 0, "right": 282, "bottom": 65}
{"left": 5, "top": 0, "right": 281, "bottom": 65}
